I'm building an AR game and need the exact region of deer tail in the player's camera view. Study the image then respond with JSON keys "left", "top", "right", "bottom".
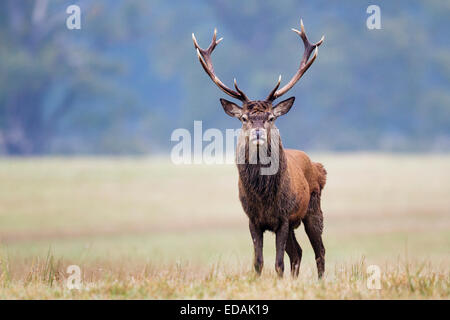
{"left": 314, "top": 162, "right": 327, "bottom": 191}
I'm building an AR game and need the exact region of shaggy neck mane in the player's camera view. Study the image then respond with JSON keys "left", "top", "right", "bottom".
{"left": 236, "top": 137, "right": 288, "bottom": 202}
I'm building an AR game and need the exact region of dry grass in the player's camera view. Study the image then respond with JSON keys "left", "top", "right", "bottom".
{"left": 0, "top": 255, "right": 448, "bottom": 299}
{"left": 0, "top": 154, "right": 449, "bottom": 299}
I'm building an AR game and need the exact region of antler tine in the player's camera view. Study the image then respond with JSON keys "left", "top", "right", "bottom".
{"left": 192, "top": 30, "right": 249, "bottom": 102}
{"left": 266, "top": 19, "right": 324, "bottom": 102}
{"left": 234, "top": 78, "right": 247, "bottom": 98}
{"left": 265, "top": 75, "right": 281, "bottom": 102}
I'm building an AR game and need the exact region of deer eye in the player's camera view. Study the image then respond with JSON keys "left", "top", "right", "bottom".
{"left": 241, "top": 115, "right": 248, "bottom": 123}
{"left": 268, "top": 115, "right": 275, "bottom": 122}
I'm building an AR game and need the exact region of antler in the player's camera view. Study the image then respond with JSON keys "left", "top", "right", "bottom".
{"left": 266, "top": 19, "right": 324, "bottom": 102}
{"left": 192, "top": 29, "right": 249, "bottom": 102}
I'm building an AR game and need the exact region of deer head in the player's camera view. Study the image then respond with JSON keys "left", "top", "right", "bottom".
{"left": 192, "top": 19, "right": 324, "bottom": 147}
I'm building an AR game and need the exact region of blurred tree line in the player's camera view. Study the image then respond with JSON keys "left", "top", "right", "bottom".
{"left": 0, "top": 0, "right": 449, "bottom": 155}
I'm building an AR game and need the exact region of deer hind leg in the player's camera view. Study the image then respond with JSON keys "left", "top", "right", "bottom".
{"left": 303, "top": 192, "right": 325, "bottom": 279}
{"left": 285, "top": 228, "right": 302, "bottom": 278}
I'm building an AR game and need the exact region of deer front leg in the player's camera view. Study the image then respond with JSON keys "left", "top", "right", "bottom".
{"left": 249, "top": 221, "right": 264, "bottom": 275}
{"left": 275, "top": 218, "right": 289, "bottom": 277}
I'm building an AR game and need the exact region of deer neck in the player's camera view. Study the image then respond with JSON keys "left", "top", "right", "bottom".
{"left": 235, "top": 136, "right": 288, "bottom": 201}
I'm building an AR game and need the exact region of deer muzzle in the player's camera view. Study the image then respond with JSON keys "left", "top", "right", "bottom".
{"left": 250, "top": 128, "right": 267, "bottom": 146}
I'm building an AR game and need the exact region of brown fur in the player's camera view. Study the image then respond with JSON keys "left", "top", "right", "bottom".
{"left": 229, "top": 100, "right": 327, "bottom": 278}
{"left": 192, "top": 21, "right": 327, "bottom": 279}
{"left": 237, "top": 146, "right": 327, "bottom": 231}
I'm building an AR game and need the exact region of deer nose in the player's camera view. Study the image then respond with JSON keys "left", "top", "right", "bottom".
{"left": 250, "top": 128, "right": 266, "bottom": 144}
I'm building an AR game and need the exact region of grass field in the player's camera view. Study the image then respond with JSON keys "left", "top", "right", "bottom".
{"left": 0, "top": 154, "right": 449, "bottom": 299}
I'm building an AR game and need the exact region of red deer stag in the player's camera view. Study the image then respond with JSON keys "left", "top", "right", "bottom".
{"left": 192, "top": 19, "right": 327, "bottom": 278}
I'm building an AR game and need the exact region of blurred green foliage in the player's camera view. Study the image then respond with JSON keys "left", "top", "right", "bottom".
{"left": 0, "top": 0, "right": 449, "bottom": 154}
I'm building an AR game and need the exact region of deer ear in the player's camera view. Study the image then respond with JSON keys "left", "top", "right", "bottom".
{"left": 273, "top": 97, "right": 295, "bottom": 117}
{"left": 220, "top": 98, "right": 243, "bottom": 118}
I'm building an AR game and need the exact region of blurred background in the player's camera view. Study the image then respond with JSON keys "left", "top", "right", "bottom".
{"left": 0, "top": 0, "right": 449, "bottom": 299}
{"left": 0, "top": 0, "right": 449, "bottom": 155}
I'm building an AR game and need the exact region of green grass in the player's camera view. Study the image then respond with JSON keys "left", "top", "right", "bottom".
{"left": 0, "top": 154, "right": 449, "bottom": 299}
